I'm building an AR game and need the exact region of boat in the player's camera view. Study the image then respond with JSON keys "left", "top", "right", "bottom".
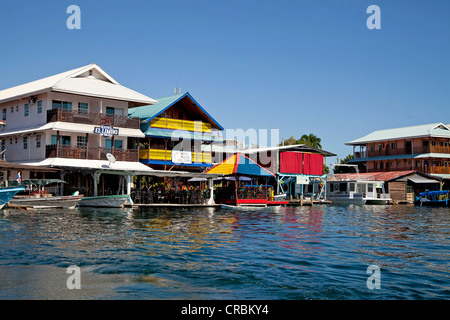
{"left": 327, "top": 164, "right": 391, "bottom": 205}
{"left": 221, "top": 204, "right": 281, "bottom": 211}
{"left": 0, "top": 186, "right": 26, "bottom": 209}
{"left": 8, "top": 194, "right": 84, "bottom": 209}
{"left": 414, "top": 190, "right": 450, "bottom": 207}
{"left": 78, "top": 194, "right": 130, "bottom": 208}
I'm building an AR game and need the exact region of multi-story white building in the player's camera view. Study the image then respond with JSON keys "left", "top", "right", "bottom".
{"left": 0, "top": 63, "right": 169, "bottom": 196}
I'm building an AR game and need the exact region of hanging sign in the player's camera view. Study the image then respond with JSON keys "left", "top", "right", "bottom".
{"left": 172, "top": 150, "right": 192, "bottom": 164}
{"left": 94, "top": 124, "right": 119, "bottom": 138}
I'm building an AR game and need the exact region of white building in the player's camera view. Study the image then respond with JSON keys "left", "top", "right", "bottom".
{"left": 0, "top": 64, "right": 176, "bottom": 196}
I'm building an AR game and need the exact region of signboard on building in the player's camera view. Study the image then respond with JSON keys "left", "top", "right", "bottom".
{"left": 94, "top": 124, "right": 119, "bottom": 138}
{"left": 172, "top": 150, "right": 192, "bottom": 164}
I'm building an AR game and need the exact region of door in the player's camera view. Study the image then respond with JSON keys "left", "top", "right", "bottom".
{"left": 405, "top": 141, "right": 412, "bottom": 154}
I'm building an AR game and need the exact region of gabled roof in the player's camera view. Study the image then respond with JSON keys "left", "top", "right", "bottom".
{"left": 346, "top": 123, "right": 450, "bottom": 145}
{"left": 0, "top": 64, "right": 157, "bottom": 106}
{"left": 128, "top": 92, "right": 223, "bottom": 130}
{"left": 205, "top": 153, "right": 275, "bottom": 177}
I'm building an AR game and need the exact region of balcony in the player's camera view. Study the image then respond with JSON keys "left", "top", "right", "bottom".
{"left": 46, "top": 145, "right": 138, "bottom": 162}
{"left": 47, "top": 109, "right": 140, "bottom": 129}
{"left": 139, "top": 148, "right": 212, "bottom": 164}
{"left": 150, "top": 117, "right": 212, "bottom": 133}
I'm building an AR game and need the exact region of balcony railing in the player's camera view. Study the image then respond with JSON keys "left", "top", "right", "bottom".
{"left": 139, "top": 148, "right": 212, "bottom": 164}
{"left": 356, "top": 145, "right": 450, "bottom": 159}
{"left": 47, "top": 109, "right": 140, "bottom": 129}
{"left": 46, "top": 145, "right": 138, "bottom": 162}
{"left": 150, "top": 117, "right": 212, "bottom": 133}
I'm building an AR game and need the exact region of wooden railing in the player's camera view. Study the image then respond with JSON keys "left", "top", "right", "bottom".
{"left": 139, "top": 148, "right": 212, "bottom": 163}
{"left": 46, "top": 145, "right": 138, "bottom": 162}
{"left": 150, "top": 117, "right": 212, "bottom": 133}
{"left": 47, "top": 109, "right": 140, "bottom": 129}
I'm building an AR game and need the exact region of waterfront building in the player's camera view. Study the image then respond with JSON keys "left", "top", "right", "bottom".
{"left": 129, "top": 92, "right": 224, "bottom": 172}
{"left": 346, "top": 123, "right": 450, "bottom": 180}
{"left": 0, "top": 63, "right": 172, "bottom": 196}
{"left": 241, "top": 144, "right": 336, "bottom": 199}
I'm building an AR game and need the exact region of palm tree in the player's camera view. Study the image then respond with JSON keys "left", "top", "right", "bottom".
{"left": 297, "top": 134, "right": 322, "bottom": 149}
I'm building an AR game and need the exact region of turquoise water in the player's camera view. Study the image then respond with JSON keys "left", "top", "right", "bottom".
{"left": 0, "top": 205, "right": 449, "bottom": 300}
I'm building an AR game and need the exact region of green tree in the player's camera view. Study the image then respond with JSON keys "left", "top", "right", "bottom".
{"left": 279, "top": 133, "right": 323, "bottom": 149}
{"left": 340, "top": 154, "right": 354, "bottom": 164}
{"left": 297, "top": 133, "right": 322, "bottom": 149}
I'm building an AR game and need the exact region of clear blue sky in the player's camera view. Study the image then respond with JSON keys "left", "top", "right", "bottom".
{"left": 1, "top": 0, "right": 449, "bottom": 161}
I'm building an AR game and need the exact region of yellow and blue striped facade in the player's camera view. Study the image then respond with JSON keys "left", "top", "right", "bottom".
{"left": 128, "top": 92, "right": 223, "bottom": 169}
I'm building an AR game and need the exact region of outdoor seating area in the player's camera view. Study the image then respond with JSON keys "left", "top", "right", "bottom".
{"left": 130, "top": 188, "right": 211, "bottom": 204}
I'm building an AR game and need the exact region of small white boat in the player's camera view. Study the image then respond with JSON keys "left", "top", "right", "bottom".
{"left": 327, "top": 164, "right": 391, "bottom": 205}
{"left": 78, "top": 194, "right": 129, "bottom": 208}
{"left": 8, "top": 195, "right": 84, "bottom": 209}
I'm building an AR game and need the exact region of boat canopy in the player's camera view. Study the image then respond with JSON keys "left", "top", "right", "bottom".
{"left": 205, "top": 153, "right": 275, "bottom": 177}
{"left": 7, "top": 179, "right": 66, "bottom": 186}
{"left": 419, "top": 190, "right": 449, "bottom": 196}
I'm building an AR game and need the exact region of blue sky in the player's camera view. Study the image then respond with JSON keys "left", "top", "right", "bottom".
{"left": 0, "top": 0, "right": 449, "bottom": 161}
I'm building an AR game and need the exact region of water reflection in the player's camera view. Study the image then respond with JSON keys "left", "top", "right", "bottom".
{"left": 1, "top": 204, "right": 449, "bottom": 299}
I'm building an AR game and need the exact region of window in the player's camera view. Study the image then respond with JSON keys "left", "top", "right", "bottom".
{"left": 10, "top": 106, "right": 13, "bottom": 113}
{"left": 9, "top": 138, "right": 12, "bottom": 145}
{"left": 24, "top": 103, "right": 29, "bottom": 116}
{"left": 23, "top": 137, "right": 28, "bottom": 150}
{"left": 52, "top": 100, "right": 72, "bottom": 111}
{"left": 37, "top": 101, "right": 42, "bottom": 114}
{"left": 105, "top": 139, "right": 123, "bottom": 150}
{"left": 63, "top": 101, "right": 72, "bottom": 111}
{"left": 15, "top": 138, "right": 17, "bottom": 144}
{"left": 1, "top": 139, "right": 5, "bottom": 151}
{"left": 368, "top": 184, "right": 373, "bottom": 193}
{"left": 106, "top": 107, "right": 115, "bottom": 115}
{"left": 52, "top": 100, "right": 62, "bottom": 109}
{"left": 114, "top": 140, "right": 123, "bottom": 150}
{"left": 36, "top": 134, "right": 41, "bottom": 148}
{"left": 16, "top": 105, "right": 19, "bottom": 112}
{"left": 77, "top": 136, "right": 87, "bottom": 148}
{"left": 2, "top": 109, "right": 6, "bottom": 121}
{"left": 178, "top": 111, "right": 184, "bottom": 120}
{"left": 78, "top": 103, "right": 88, "bottom": 114}
{"left": 391, "top": 142, "right": 397, "bottom": 149}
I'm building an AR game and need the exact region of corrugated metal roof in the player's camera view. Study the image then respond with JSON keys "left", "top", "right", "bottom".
{"left": 0, "top": 64, "right": 157, "bottom": 105}
{"left": 346, "top": 123, "right": 450, "bottom": 145}
{"left": 332, "top": 170, "right": 441, "bottom": 182}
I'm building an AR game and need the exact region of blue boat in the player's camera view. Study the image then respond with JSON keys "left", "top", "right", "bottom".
{"left": 414, "top": 190, "right": 450, "bottom": 207}
{"left": 0, "top": 186, "right": 26, "bottom": 209}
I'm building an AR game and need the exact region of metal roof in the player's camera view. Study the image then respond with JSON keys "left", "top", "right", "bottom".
{"left": 242, "top": 144, "right": 336, "bottom": 157}
{"left": 0, "top": 64, "right": 157, "bottom": 106}
{"left": 346, "top": 123, "right": 450, "bottom": 145}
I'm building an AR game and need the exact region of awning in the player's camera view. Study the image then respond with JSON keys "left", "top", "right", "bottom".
{"left": 0, "top": 122, "right": 144, "bottom": 138}
{"left": 396, "top": 173, "right": 440, "bottom": 184}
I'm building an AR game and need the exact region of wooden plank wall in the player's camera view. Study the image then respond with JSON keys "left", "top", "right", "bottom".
{"left": 388, "top": 181, "right": 406, "bottom": 201}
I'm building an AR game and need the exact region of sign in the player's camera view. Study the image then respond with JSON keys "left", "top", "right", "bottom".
{"left": 94, "top": 124, "right": 119, "bottom": 138}
{"left": 296, "top": 176, "right": 309, "bottom": 185}
{"left": 172, "top": 150, "right": 192, "bottom": 164}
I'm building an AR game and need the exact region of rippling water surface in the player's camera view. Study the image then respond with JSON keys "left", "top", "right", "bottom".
{"left": 0, "top": 205, "right": 449, "bottom": 299}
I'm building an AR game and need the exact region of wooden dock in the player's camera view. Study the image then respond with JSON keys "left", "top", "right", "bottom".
{"left": 129, "top": 203, "right": 221, "bottom": 209}
{"left": 287, "top": 199, "right": 332, "bottom": 206}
